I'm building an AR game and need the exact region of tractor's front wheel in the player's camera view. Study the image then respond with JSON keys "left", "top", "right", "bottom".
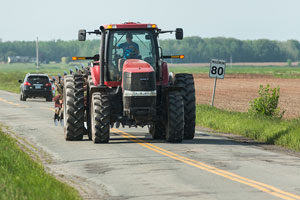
{"left": 149, "top": 122, "right": 165, "bottom": 139}
{"left": 174, "top": 73, "right": 196, "bottom": 139}
{"left": 90, "top": 92, "right": 110, "bottom": 143}
{"left": 63, "top": 75, "right": 85, "bottom": 141}
{"left": 165, "top": 91, "right": 184, "bottom": 143}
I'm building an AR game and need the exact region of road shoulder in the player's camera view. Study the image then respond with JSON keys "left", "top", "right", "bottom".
{"left": 196, "top": 126, "right": 300, "bottom": 158}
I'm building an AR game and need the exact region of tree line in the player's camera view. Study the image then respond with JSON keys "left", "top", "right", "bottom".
{"left": 0, "top": 37, "right": 300, "bottom": 63}
{"left": 0, "top": 40, "right": 100, "bottom": 63}
{"left": 160, "top": 37, "right": 300, "bottom": 63}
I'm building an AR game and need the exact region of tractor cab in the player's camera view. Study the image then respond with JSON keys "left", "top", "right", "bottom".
{"left": 106, "top": 28, "right": 158, "bottom": 81}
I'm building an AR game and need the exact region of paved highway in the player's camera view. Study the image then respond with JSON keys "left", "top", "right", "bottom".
{"left": 0, "top": 90, "right": 300, "bottom": 200}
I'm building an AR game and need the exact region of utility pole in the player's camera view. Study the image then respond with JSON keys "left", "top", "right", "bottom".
{"left": 36, "top": 37, "right": 39, "bottom": 73}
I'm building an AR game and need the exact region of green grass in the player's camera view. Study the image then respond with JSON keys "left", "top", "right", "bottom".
{"left": 0, "top": 63, "right": 86, "bottom": 73}
{"left": 0, "top": 63, "right": 86, "bottom": 93}
{"left": 0, "top": 126, "right": 81, "bottom": 200}
{"left": 196, "top": 104, "right": 300, "bottom": 151}
{"left": 169, "top": 65, "right": 300, "bottom": 78}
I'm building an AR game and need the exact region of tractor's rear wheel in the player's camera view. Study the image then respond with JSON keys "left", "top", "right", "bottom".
{"left": 174, "top": 73, "right": 196, "bottom": 139}
{"left": 90, "top": 92, "right": 110, "bottom": 143}
{"left": 86, "top": 76, "right": 94, "bottom": 140}
{"left": 149, "top": 122, "right": 165, "bottom": 139}
{"left": 63, "top": 75, "right": 85, "bottom": 141}
{"left": 165, "top": 91, "right": 184, "bottom": 143}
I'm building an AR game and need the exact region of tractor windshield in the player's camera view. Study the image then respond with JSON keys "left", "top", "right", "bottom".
{"left": 107, "top": 30, "right": 157, "bottom": 81}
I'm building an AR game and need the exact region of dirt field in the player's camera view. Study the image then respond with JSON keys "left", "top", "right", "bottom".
{"left": 170, "top": 62, "right": 299, "bottom": 67}
{"left": 194, "top": 74, "right": 300, "bottom": 119}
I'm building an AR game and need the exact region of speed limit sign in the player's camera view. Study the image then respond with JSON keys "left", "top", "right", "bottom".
{"left": 209, "top": 59, "right": 226, "bottom": 79}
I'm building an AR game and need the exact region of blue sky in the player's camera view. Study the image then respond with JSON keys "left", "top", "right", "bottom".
{"left": 1, "top": 0, "right": 300, "bottom": 41}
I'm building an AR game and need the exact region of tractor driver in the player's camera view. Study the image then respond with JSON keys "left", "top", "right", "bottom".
{"left": 117, "top": 33, "right": 140, "bottom": 59}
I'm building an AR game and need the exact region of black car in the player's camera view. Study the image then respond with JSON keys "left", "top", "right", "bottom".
{"left": 19, "top": 73, "right": 53, "bottom": 101}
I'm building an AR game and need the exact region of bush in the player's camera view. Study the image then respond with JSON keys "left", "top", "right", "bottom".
{"left": 248, "top": 84, "right": 284, "bottom": 118}
{"left": 61, "top": 57, "right": 70, "bottom": 64}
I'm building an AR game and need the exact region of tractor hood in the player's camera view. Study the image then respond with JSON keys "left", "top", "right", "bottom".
{"left": 122, "top": 59, "right": 154, "bottom": 74}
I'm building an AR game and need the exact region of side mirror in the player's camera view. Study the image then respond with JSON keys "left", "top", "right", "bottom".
{"left": 78, "top": 29, "right": 86, "bottom": 41}
{"left": 18, "top": 80, "right": 23, "bottom": 83}
{"left": 175, "top": 28, "right": 183, "bottom": 40}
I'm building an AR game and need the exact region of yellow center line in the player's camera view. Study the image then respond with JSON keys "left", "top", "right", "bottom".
{"left": 0, "top": 97, "right": 30, "bottom": 108}
{"left": 112, "top": 128, "right": 300, "bottom": 200}
{"left": 39, "top": 107, "right": 55, "bottom": 112}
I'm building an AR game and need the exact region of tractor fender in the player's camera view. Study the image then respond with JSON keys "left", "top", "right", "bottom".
{"left": 89, "top": 85, "right": 109, "bottom": 96}
{"left": 163, "top": 86, "right": 183, "bottom": 93}
{"left": 90, "top": 62, "right": 100, "bottom": 86}
{"left": 161, "top": 62, "right": 169, "bottom": 86}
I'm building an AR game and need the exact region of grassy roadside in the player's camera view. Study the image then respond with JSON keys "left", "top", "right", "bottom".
{"left": 0, "top": 72, "right": 25, "bottom": 93}
{"left": 0, "top": 126, "right": 81, "bottom": 200}
{"left": 0, "top": 63, "right": 80, "bottom": 93}
{"left": 196, "top": 104, "right": 300, "bottom": 152}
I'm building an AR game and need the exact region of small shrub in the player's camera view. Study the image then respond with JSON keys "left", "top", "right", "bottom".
{"left": 249, "top": 84, "right": 285, "bottom": 118}
{"left": 61, "top": 57, "right": 70, "bottom": 64}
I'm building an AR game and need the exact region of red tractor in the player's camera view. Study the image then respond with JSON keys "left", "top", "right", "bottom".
{"left": 63, "top": 22, "right": 195, "bottom": 143}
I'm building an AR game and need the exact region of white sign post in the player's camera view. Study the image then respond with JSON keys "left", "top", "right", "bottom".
{"left": 209, "top": 59, "right": 226, "bottom": 107}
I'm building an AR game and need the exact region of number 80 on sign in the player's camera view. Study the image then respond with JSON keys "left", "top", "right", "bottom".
{"left": 209, "top": 59, "right": 226, "bottom": 79}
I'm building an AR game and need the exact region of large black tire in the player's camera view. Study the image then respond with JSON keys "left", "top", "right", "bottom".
{"left": 174, "top": 73, "right": 196, "bottom": 139}
{"left": 86, "top": 76, "right": 94, "bottom": 140}
{"left": 63, "top": 75, "right": 85, "bottom": 141}
{"left": 20, "top": 91, "right": 27, "bottom": 101}
{"left": 165, "top": 92, "right": 184, "bottom": 143}
{"left": 90, "top": 92, "right": 110, "bottom": 143}
{"left": 149, "top": 122, "right": 165, "bottom": 139}
{"left": 46, "top": 95, "right": 52, "bottom": 102}
{"left": 20, "top": 92, "right": 25, "bottom": 101}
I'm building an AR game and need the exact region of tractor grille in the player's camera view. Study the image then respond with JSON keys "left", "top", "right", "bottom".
{"left": 123, "top": 72, "right": 156, "bottom": 91}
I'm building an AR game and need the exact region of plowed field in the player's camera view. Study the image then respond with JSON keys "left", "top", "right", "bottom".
{"left": 194, "top": 74, "right": 300, "bottom": 119}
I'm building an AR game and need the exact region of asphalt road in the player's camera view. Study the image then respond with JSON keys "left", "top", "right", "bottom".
{"left": 0, "top": 90, "right": 300, "bottom": 200}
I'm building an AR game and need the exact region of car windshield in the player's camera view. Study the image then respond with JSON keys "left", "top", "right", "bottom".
{"left": 27, "top": 76, "right": 49, "bottom": 84}
{"left": 107, "top": 30, "right": 157, "bottom": 81}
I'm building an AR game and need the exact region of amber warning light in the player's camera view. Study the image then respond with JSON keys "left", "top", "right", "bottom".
{"left": 72, "top": 55, "right": 99, "bottom": 61}
{"left": 72, "top": 57, "right": 86, "bottom": 60}
{"left": 163, "top": 55, "right": 185, "bottom": 59}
